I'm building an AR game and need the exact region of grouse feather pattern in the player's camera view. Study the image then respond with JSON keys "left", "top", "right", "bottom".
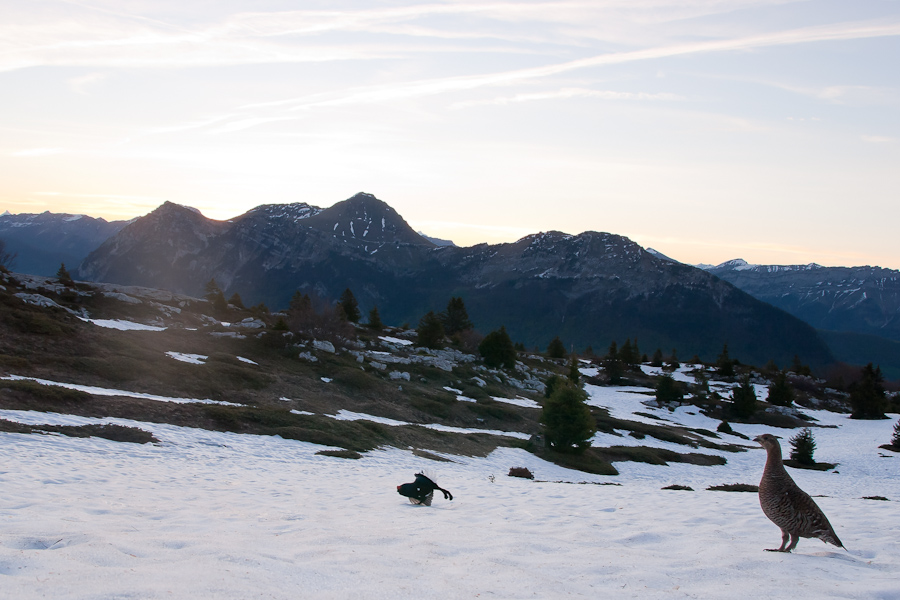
{"left": 755, "top": 433, "right": 843, "bottom": 552}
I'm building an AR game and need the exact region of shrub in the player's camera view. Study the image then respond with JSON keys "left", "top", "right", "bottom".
{"left": 508, "top": 467, "right": 534, "bottom": 479}
{"left": 546, "top": 336, "right": 566, "bottom": 359}
{"left": 479, "top": 326, "right": 516, "bottom": 368}
{"left": 416, "top": 311, "right": 445, "bottom": 349}
{"left": 367, "top": 305, "right": 383, "bottom": 330}
{"left": 891, "top": 419, "right": 900, "bottom": 447}
{"left": 716, "top": 420, "right": 733, "bottom": 434}
{"left": 655, "top": 374, "right": 684, "bottom": 405}
{"left": 339, "top": 368, "right": 376, "bottom": 391}
{"left": 716, "top": 344, "right": 735, "bottom": 377}
{"left": 316, "top": 450, "right": 363, "bottom": 459}
{"left": 766, "top": 371, "right": 794, "bottom": 407}
{"left": 850, "top": 363, "right": 888, "bottom": 419}
{"left": 540, "top": 383, "right": 596, "bottom": 454}
{"left": 338, "top": 288, "right": 360, "bottom": 323}
{"left": 730, "top": 375, "right": 757, "bottom": 418}
{"left": 1, "top": 379, "right": 90, "bottom": 405}
{"left": 789, "top": 428, "right": 816, "bottom": 465}
{"left": 707, "top": 483, "right": 758, "bottom": 492}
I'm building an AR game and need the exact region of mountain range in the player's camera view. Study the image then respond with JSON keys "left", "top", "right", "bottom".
{"left": 704, "top": 259, "right": 900, "bottom": 343}
{"left": 3, "top": 192, "right": 898, "bottom": 374}
{"left": 704, "top": 259, "right": 900, "bottom": 379}
{"left": 0, "top": 211, "right": 127, "bottom": 277}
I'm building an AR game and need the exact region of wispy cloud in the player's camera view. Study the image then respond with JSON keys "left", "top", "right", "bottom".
{"left": 33, "top": 191, "right": 161, "bottom": 200}
{"left": 4, "top": 1, "right": 898, "bottom": 75}
{"left": 68, "top": 71, "right": 107, "bottom": 95}
{"left": 451, "top": 87, "right": 683, "bottom": 109}
{"left": 12, "top": 148, "right": 66, "bottom": 157}
{"left": 234, "top": 18, "right": 900, "bottom": 113}
{"left": 861, "top": 135, "right": 896, "bottom": 143}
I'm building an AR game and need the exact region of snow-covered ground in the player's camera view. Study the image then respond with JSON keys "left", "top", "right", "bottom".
{"left": 2, "top": 376, "right": 899, "bottom": 598}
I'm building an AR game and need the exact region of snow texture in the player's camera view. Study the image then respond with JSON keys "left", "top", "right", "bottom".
{"left": 1, "top": 377, "right": 899, "bottom": 599}
{"left": 82, "top": 318, "right": 167, "bottom": 331}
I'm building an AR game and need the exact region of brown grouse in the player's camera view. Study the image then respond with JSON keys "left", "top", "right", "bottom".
{"left": 754, "top": 433, "right": 843, "bottom": 552}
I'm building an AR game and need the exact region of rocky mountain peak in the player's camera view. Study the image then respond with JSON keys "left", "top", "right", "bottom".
{"left": 241, "top": 202, "right": 322, "bottom": 222}
{"left": 305, "top": 192, "right": 434, "bottom": 249}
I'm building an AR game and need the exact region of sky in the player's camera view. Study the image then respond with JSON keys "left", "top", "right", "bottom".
{"left": 1, "top": 0, "right": 899, "bottom": 269}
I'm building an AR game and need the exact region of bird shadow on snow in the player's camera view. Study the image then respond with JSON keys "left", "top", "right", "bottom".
{"left": 800, "top": 548, "right": 882, "bottom": 568}
{"left": 401, "top": 502, "right": 457, "bottom": 511}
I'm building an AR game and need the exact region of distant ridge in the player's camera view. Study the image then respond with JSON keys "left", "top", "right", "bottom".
{"left": 75, "top": 194, "right": 835, "bottom": 369}
{"left": 707, "top": 259, "right": 900, "bottom": 343}
{"left": 0, "top": 210, "right": 128, "bottom": 277}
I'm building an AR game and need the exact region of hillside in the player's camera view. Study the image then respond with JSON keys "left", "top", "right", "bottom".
{"left": 2, "top": 267, "right": 899, "bottom": 599}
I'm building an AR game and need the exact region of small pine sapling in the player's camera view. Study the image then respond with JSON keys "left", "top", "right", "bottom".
{"left": 56, "top": 263, "right": 74, "bottom": 286}
{"left": 567, "top": 353, "right": 580, "bottom": 383}
{"left": 892, "top": 419, "right": 900, "bottom": 448}
{"left": 789, "top": 428, "right": 817, "bottom": 466}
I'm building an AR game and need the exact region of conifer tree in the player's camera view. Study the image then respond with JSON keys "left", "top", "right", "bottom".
{"left": 850, "top": 363, "right": 888, "bottom": 419}
{"left": 567, "top": 353, "right": 580, "bottom": 384}
{"left": 791, "top": 354, "right": 811, "bottom": 377}
{"left": 441, "top": 297, "right": 473, "bottom": 336}
{"left": 287, "top": 291, "right": 314, "bottom": 331}
{"left": 203, "top": 278, "right": 227, "bottom": 315}
{"left": 289, "top": 291, "right": 312, "bottom": 313}
{"left": 650, "top": 348, "right": 664, "bottom": 368}
{"left": 667, "top": 348, "right": 680, "bottom": 370}
{"left": 228, "top": 293, "right": 245, "bottom": 309}
{"left": 717, "top": 343, "right": 735, "bottom": 377}
{"left": 766, "top": 371, "right": 794, "bottom": 407}
{"left": 367, "top": 305, "right": 383, "bottom": 330}
{"left": 620, "top": 339, "right": 635, "bottom": 366}
{"left": 789, "top": 428, "right": 816, "bottom": 465}
{"left": 546, "top": 336, "right": 567, "bottom": 359}
{"left": 540, "top": 383, "right": 596, "bottom": 454}
{"left": 478, "top": 326, "right": 516, "bottom": 368}
{"left": 656, "top": 374, "right": 683, "bottom": 405}
{"left": 544, "top": 374, "right": 564, "bottom": 399}
{"left": 56, "top": 263, "right": 74, "bottom": 286}
{"left": 605, "top": 340, "right": 624, "bottom": 384}
{"left": 891, "top": 419, "right": 900, "bottom": 448}
{"left": 338, "top": 288, "right": 361, "bottom": 323}
{"left": 730, "top": 375, "right": 757, "bottom": 418}
{"left": 416, "top": 311, "right": 445, "bottom": 349}
{"left": 692, "top": 370, "right": 710, "bottom": 400}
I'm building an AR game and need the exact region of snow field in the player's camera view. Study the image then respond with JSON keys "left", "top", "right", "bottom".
{"left": 1, "top": 406, "right": 899, "bottom": 599}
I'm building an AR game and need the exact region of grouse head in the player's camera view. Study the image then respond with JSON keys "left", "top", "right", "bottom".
{"left": 754, "top": 433, "right": 782, "bottom": 451}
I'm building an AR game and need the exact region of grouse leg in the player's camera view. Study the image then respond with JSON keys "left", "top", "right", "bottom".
{"left": 765, "top": 529, "right": 791, "bottom": 552}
